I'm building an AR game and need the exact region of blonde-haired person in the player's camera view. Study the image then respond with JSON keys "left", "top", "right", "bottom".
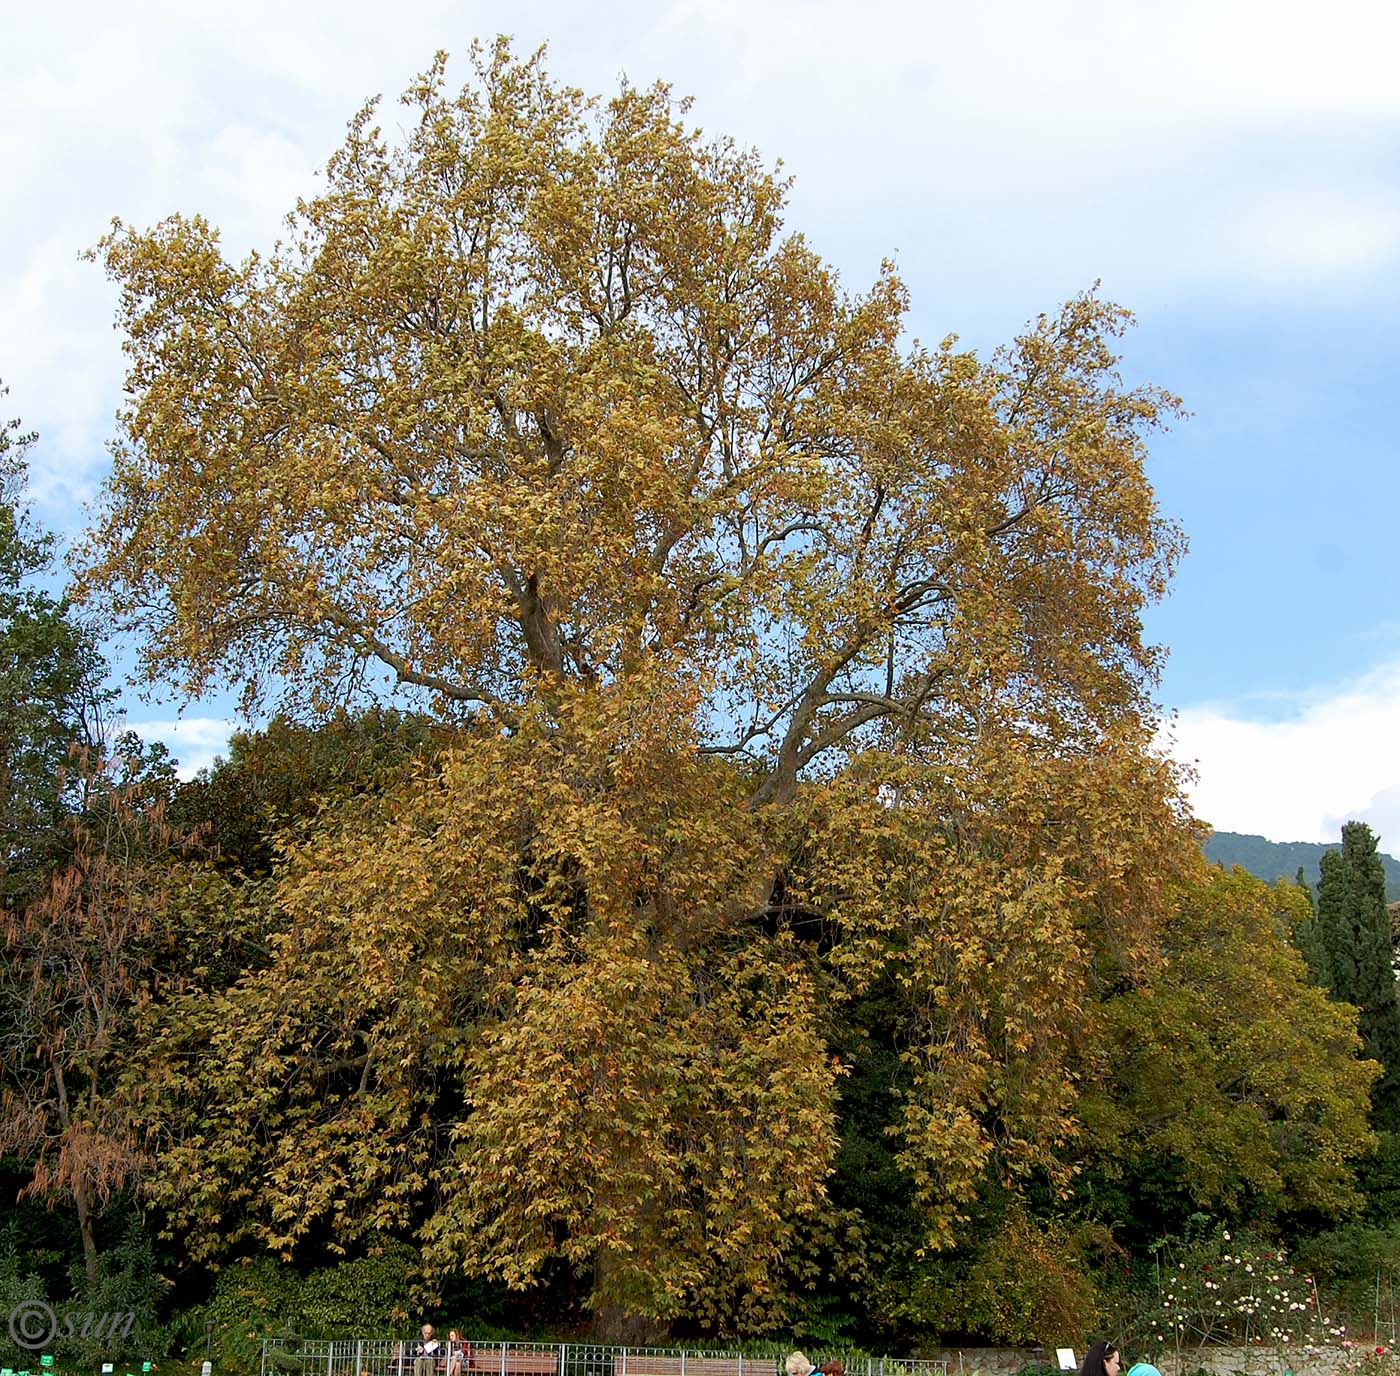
{"left": 446, "top": 1332, "right": 474, "bottom": 1376}
{"left": 786, "top": 1356, "right": 815, "bottom": 1376}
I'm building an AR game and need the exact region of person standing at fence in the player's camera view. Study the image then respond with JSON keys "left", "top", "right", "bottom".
{"left": 820, "top": 1361, "right": 845, "bottom": 1376}
{"left": 413, "top": 1324, "right": 442, "bottom": 1376}
{"left": 786, "top": 1355, "right": 815, "bottom": 1376}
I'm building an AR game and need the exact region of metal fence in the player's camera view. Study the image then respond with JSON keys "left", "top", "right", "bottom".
{"left": 259, "top": 1338, "right": 948, "bottom": 1376}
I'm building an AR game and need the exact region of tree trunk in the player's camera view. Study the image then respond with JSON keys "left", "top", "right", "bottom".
{"left": 589, "top": 1302, "right": 669, "bottom": 1347}
{"left": 56, "top": 1065, "right": 101, "bottom": 1293}
{"left": 74, "top": 1178, "right": 100, "bottom": 1293}
{"left": 589, "top": 1250, "right": 670, "bottom": 1345}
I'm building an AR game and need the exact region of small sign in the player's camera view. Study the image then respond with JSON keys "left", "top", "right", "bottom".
{"left": 201, "top": 1362, "right": 213, "bottom": 1376}
{"left": 1056, "top": 1353, "right": 1077, "bottom": 1373}
{"left": 39, "top": 1360, "right": 54, "bottom": 1370}
{"left": 104, "top": 1366, "right": 116, "bottom": 1374}
{"left": 143, "top": 1365, "right": 154, "bottom": 1372}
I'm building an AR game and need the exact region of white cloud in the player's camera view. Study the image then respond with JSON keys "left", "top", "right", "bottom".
{"left": 1164, "top": 659, "right": 1400, "bottom": 845}
{"left": 124, "top": 715, "right": 238, "bottom": 780}
{"left": 6, "top": 0, "right": 1400, "bottom": 755}
{"left": 5, "top": 0, "right": 1399, "bottom": 512}
{"left": 1234, "top": 190, "right": 1400, "bottom": 278}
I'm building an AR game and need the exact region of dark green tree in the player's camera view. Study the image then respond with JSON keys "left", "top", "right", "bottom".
{"left": 1315, "top": 822, "right": 1400, "bottom": 1129}
{"left": 0, "top": 386, "right": 111, "bottom": 903}
{"left": 170, "top": 708, "right": 441, "bottom": 877}
{"left": 1292, "top": 863, "right": 1331, "bottom": 983}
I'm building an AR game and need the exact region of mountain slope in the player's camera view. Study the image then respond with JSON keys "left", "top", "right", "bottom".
{"left": 1205, "top": 830, "right": 1400, "bottom": 901}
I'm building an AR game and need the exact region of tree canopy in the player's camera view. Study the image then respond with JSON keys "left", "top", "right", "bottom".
{"left": 84, "top": 41, "right": 1181, "bottom": 786}
{"left": 63, "top": 41, "right": 1379, "bottom": 1340}
{"left": 1083, "top": 867, "right": 1376, "bottom": 1216}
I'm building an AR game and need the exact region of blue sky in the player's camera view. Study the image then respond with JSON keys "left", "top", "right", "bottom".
{"left": 3, "top": 0, "right": 1399, "bottom": 843}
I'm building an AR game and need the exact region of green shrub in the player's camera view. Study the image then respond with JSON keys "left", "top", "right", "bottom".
{"left": 170, "top": 1244, "right": 425, "bottom": 1375}
{"left": 1292, "top": 1223, "right": 1400, "bottom": 1330}
{"left": 0, "top": 1220, "right": 162, "bottom": 1370}
{"left": 0, "top": 1223, "right": 48, "bottom": 1367}
{"left": 297, "top": 1245, "right": 420, "bottom": 1338}
{"left": 192, "top": 1258, "right": 303, "bottom": 1376}
{"left": 960, "top": 1214, "right": 1099, "bottom": 1347}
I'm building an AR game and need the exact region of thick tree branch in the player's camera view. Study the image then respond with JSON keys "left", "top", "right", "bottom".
{"left": 317, "top": 603, "right": 519, "bottom": 725}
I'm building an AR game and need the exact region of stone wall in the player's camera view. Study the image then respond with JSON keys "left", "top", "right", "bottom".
{"left": 928, "top": 1347, "right": 1368, "bottom": 1376}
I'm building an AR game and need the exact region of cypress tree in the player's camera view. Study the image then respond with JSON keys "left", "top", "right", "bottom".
{"left": 1293, "top": 863, "right": 1329, "bottom": 983}
{"left": 1316, "top": 822, "right": 1400, "bottom": 1129}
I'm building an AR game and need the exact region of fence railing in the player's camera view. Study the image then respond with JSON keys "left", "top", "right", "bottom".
{"left": 259, "top": 1337, "right": 948, "bottom": 1376}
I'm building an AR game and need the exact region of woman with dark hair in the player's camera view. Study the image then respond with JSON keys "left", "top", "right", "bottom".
{"left": 1077, "top": 1342, "right": 1121, "bottom": 1376}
